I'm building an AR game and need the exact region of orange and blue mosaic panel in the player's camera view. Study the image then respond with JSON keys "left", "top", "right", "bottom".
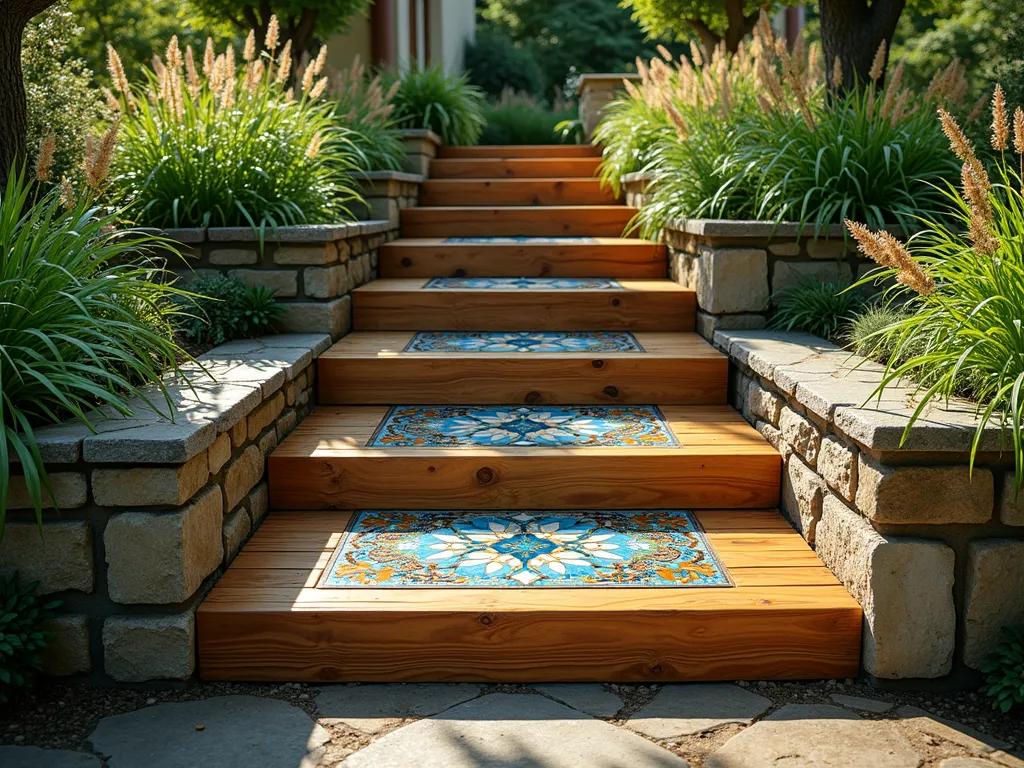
{"left": 367, "top": 405, "right": 679, "bottom": 448}
{"left": 404, "top": 331, "right": 644, "bottom": 353}
{"left": 318, "top": 510, "right": 732, "bottom": 588}
{"left": 424, "top": 277, "right": 620, "bottom": 289}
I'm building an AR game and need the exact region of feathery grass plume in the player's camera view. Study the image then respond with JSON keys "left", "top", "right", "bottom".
{"left": 1014, "top": 107, "right": 1024, "bottom": 155}
{"left": 203, "top": 38, "right": 215, "bottom": 76}
{"left": 58, "top": 175, "right": 75, "bottom": 208}
{"left": 807, "top": 41, "right": 823, "bottom": 87}
{"left": 656, "top": 44, "right": 672, "bottom": 61}
{"left": 166, "top": 36, "right": 183, "bottom": 70}
{"left": 265, "top": 14, "right": 279, "bottom": 52}
{"left": 275, "top": 40, "right": 293, "bottom": 86}
{"left": 106, "top": 44, "right": 134, "bottom": 111}
{"left": 244, "top": 59, "right": 265, "bottom": 94}
{"left": 309, "top": 76, "right": 328, "bottom": 100}
{"left": 757, "top": 55, "right": 785, "bottom": 108}
{"left": 243, "top": 30, "right": 256, "bottom": 62}
{"left": 845, "top": 220, "right": 935, "bottom": 295}
{"left": 102, "top": 86, "right": 121, "bottom": 112}
{"left": 756, "top": 9, "right": 773, "bottom": 45}
{"left": 968, "top": 90, "right": 989, "bottom": 123}
{"left": 689, "top": 40, "right": 703, "bottom": 68}
{"left": 869, "top": 40, "right": 886, "bottom": 82}
{"left": 961, "top": 163, "right": 999, "bottom": 255}
{"left": 84, "top": 119, "right": 118, "bottom": 190}
{"left": 880, "top": 60, "right": 903, "bottom": 119}
{"left": 224, "top": 43, "right": 236, "bottom": 82}
{"left": 992, "top": 84, "right": 1010, "bottom": 151}
{"left": 890, "top": 89, "right": 910, "bottom": 126}
{"left": 185, "top": 45, "right": 200, "bottom": 97}
{"left": 301, "top": 62, "right": 315, "bottom": 92}
{"left": 662, "top": 98, "right": 689, "bottom": 139}
{"left": 831, "top": 55, "right": 842, "bottom": 88}
{"left": 939, "top": 108, "right": 989, "bottom": 189}
{"left": 209, "top": 54, "right": 226, "bottom": 92}
{"left": 305, "top": 131, "right": 322, "bottom": 159}
{"left": 284, "top": 86, "right": 295, "bottom": 103}
{"left": 35, "top": 133, "right": 55, "bottom": 182}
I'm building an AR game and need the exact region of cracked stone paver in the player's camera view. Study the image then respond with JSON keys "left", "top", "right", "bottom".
{"left": 535, "top": 684, "right": 623, "bottom": 718}
{"left": 0, "top": 746, "right": 101, "bottom": 767}
{"left": 706, "top": 704, "right": 923, "bottom": 768}
{"left": 339, "top": 692, "right": 691, "bottom": 767}
{"left": 315, "top": 683, "right": 482, "bottom": 734}
{"left": 89, "top": 695, "right": 329, "bottom": 768}
{"left": 627, "top": 683, "right": 773, "bottom": 738}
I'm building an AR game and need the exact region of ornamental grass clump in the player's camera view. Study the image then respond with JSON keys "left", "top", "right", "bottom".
{"left": 385, "top": 63, "right": 487, "bottom": 146}
{"left": 846, "top": 89, "right": 1024, "bottom": 492}
{"left": 331, "top": 55, "right": 405, "bottom": 172}
{"left": 107, "top": 20, "right": 361, "bottom": 231}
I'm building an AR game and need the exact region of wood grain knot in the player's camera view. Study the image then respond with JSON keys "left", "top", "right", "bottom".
{"left": 524, "top": 391, "right": 542, "bottom": 404}
{"left": 591, "top": 359, "right": 605, "bottom": 369}
{"left": 427, "top": 465, "right": 437, "bottom": 473}
{"left": 611, "top": 298, "right": 621, "bottom": 307}
{"left": 400, "top": 257, "right": 412, "bottom": 267}
{"left": 476, "top": 467, "right": 497, "bottom": 484}
{"left": 454, "top": 268, "right": 468, "bottom": 277}
{"left": 603, "top": 385, "right": 620, "bottom": 397}
{"left": 478, "top": 614, "right": 495, "bottom": 626}
{"left": 650, "top": 664, "right": 664, "bottom": 675}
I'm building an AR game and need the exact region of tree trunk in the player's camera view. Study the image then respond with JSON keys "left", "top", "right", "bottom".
{"left": 819, "top": 0, "right": 906, "bottom": 91}
{"left": 0, "top": 0, "right": 57, "bottom": 181}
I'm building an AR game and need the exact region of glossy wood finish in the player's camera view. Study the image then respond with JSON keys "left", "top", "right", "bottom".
{"left": 378, "top": 238, "right": 666, "bottom": 279}
{"left": 429, "top": 158, "right": 602, "bottom": 179}
{"left": 267, "top": 405, "right": 782, "bottom": 511}
{"left": 197, "top": 510, "right": 862, "bottom": 682}
{"left": 352, "top": 278, "right": 696, "bottom": 332}
{"left": 400, "top": 206, "right": 636, "bottom": 238}
{"left": 420, "top": 179, "right": 619, "bottom": 207}
{"left": 318, "top": 331, "right": 728, "bottom": 405}
{"left": 438, "top": 145, "right": 603, "bottom": 159}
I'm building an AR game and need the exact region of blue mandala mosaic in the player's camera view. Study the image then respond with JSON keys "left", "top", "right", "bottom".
{"left": 318, "top": 510, "right": 732, "bottom": 588}
{"left": 367, "top": 405, "right": 679, "bottom": 448}
{"left": 404, "top": 331, "right": 645, "bottom": 354}
{"left": 424, "top": 277, "right": 620, "bottom": 290}
{"left": 443, "top": 236, "right": 598, "bottom": 244}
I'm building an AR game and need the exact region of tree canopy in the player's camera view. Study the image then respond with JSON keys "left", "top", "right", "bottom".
{"left": 621, "top": 0, "right": 797, "bottom": 52}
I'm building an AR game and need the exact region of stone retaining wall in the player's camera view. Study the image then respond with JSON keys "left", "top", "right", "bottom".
{"left": 0, "top": 334, "right": 328, "bottom": 683}
{"left": 167, "top": 222, "right": 394, "bottom": 339}
{"left": 354, "top": 171, "right": 423, "bottom": 227}
{"left": 716, "top": 329, "right": 1023, "bottom": 683}
{"left": 662, "top": 217, "right": 879, "bottom": 340}
{"left": 399, "top": 129, "right": 441, "bottom": 176}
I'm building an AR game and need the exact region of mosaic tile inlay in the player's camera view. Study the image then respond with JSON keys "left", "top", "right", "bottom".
{"left": 318, "top": 510, "right": 732, "bottom": 588}
{"left": 424, "top": 277, "right": 620, "bottom": 290}
{"left": 367, "top": 405, "right": 679, "bottom": 448}
{"left": 443, "top": 236, "right": 598, "bottom": 244}
{"left": 404, "top": 331, "right": 644, "bottom": 353}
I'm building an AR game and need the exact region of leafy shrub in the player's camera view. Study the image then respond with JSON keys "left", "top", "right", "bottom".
{"left": 847, "top": 305, "right": 908, "bottom": 362}
{"left": 23, "top": 2, "right": 106, "bottom": 185}
{"left": 108, "top": 24, "right": 361, "bottom": 230}
{"left": 0, "top": 573, "right": 60, "bottom": 703}
{"left": 331, "top": 55, "right": 405, "bottom": 172}
{"left": 593, "top": 95, "right": 671, "bottom": 196}
{"left": 769, "top": 278, "right": 869, "bottom": 342}
{"left": 845, "top": 92, "right": 1024, "bottom": 490}
{"left": 177, "top": 274, "right": 283, "bottom": 347}
{"left": 0, "top": 167, "right": 187, "bottom": 533}
{"left": 479, "top": 91, "right": 578, "bottom": 145}
{"left": 982, "top": 625, "right": 1024, "bottom": 712}
{"left": 465, "top": 27, "right": 546, "bottom": 101}
{"left": 385, "top": 63, "right": 487, "bottom": 146}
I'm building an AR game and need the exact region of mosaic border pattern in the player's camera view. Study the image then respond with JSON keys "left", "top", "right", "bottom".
{"left": 443, "top": 236, "right": 599, "bottom": 244}
{"left": 424, "top": 277, "right": 621, "bottom": 290}
{"left": 403, "top": 331, "right": 645, "bottom": 354}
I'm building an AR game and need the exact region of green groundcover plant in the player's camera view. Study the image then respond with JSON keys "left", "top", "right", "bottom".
{"left": 177, "top": 274, "right": 283, "bottom": 347}
{"left": 983, "top": 625, "right": 1024, "bottom": 712}
{"left": 108, "top": 19, "right": 362, "bottom": 231}
{"left": 385, "top": 63, "right": 487, "bottom": 146}
{"left": 769, "top": 278, "right": 870, "bottom": 342}
{"left": 0, "top": 162, "right": 189, "bottom": 533}
{"left": 0, "top": 572, "right": 59, "bottom": 703}
{"left": 846, "top": 87, "right": 1024, "bottom": 491}
{"left": 479, "top": 91, "right": 579, "bottom": 145}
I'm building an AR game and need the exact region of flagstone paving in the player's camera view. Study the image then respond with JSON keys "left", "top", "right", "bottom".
{"left": 2, "top": 682, "right": 1024, "bottom": 767}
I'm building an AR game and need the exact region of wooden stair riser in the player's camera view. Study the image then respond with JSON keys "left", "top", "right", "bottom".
{"left": 197, "top": 605, "right": 861, "bottom": 682}
{"left": 420, "top": 179, "right": 619, "bottom": 207}
{"left": 437, "top": 145, "right": 603, "bottom": 159}
{"left": 268, "top": 453, "right": 782, "bottom": 510}
{"left": 379, "top": 240, "right": 667, "bottom": 279}
{"left": 352, "top": 289, "right": 695, "bottom": 332}
{"left": 318, "top": 356, "right": 728, "bottom": 405}
{"left": 429, "top": 158, "right": 601, "bottom": 179}
{"left": 400, "top": 206, "right": 636, "bottom": 238}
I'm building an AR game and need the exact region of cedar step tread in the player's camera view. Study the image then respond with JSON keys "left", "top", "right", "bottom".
{"left": 430, "top": 158, "right": 602, "bottom": 180}
{"left": 351, "top": 278, "right": 696, "bottom": 332}
{"left": 420, "top": 179, "right": 619, "bottom": 207}
{"left": 400, "top": 206, "right": 636, "bottom": 238}
{"left": 379, "top": 237, "right": 666, "bottom": 279}
{"left": 197, "top": 509, "right": 861, "bottom": 682}
{"left": 267, "top": 404, "right": 782, "bottom": 510}
{"left": 317, "top": 331, "right": 728, "bottom": 405}
{"left": 437, "top": 145, "right": 603, "bottom": 159}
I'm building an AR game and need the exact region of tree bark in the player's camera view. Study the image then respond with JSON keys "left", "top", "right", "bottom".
{"left": 0, "top": 0, "right": 56, "bottom": 181}
{"left": 685, "top": 18, "right": 720, "bottom": 53}
{"left": 819, "top": 0, "right": 906, "bottom": 91}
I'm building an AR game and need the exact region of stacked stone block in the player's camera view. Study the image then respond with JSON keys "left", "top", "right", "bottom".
{"left": 354, "top": 171, "right": 423, "bottom": 227}
{"left": 0, "top": 334, "right": 326, "bottom": 683}
{"left": 717, "top": 329, "right": 1024, "bottom": 683}
{"left": 398, "top": 129, "right": 440, "bottom": 176}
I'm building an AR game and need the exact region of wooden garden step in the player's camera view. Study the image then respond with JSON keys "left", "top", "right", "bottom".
{"left": 400, "top": 206, "right": 636, "bottom": 238}
{"left": 379, "top": 237, "right": 666, "bottom": 279}
{"left": 437, "top": 145, "right": 603, "bottom": 159}
{"left": 429, "top": 158, "right": 602, "bottom": 179}
{"left": 266, "top": 404, "right": 781, "bottom": 510}
{"left": 197, "top": 509, "right": 860, "bottom": 682}
{"left": 420, "top": 179, "right": 619, "bottom": 207}
{"left": 351, "top": 278, "right": 695, "bottom": 332}
{"left": 317, "top": 331, "right": 728, "bottom": 405}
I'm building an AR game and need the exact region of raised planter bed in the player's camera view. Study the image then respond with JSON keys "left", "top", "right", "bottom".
{"left": 398, "top": 128, "right": 441, "bottom": 176}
